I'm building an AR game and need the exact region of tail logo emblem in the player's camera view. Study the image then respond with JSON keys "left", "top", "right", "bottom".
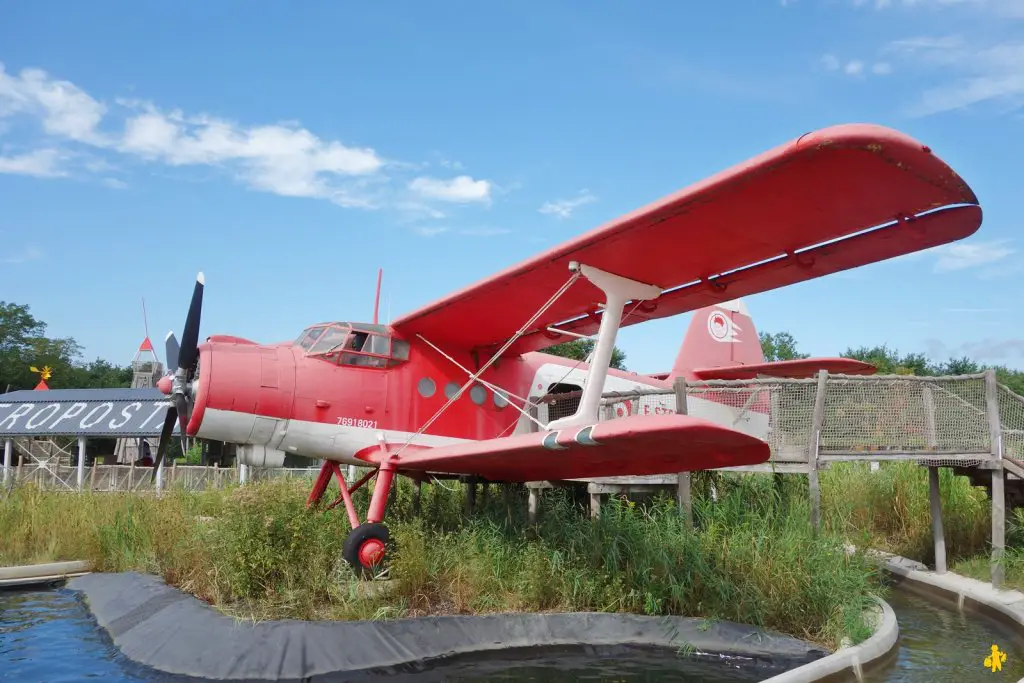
{"left": 707, "top": 310, "right": 741, "bottom": 343}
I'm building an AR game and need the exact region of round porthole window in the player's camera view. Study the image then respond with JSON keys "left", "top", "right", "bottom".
{"left": 418, "top": 377, "right": 436, "bottom": 398}
{"left": 494, "top": 390, "right": 509, "bottom": 408}
{"left": 445, "top": 382, "right": 460, "bottom": 400}
{"left": 470, "top": 384, "right": 487, "bottom": 405}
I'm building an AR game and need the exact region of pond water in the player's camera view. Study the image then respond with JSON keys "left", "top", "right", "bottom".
{"left": 5, "top": 582, "right": 1024, "bottom": 682}
{"left": 862, "top": 584, "right": 1024, "bottom": 682}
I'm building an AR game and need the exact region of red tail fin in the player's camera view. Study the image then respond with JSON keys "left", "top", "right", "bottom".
{"left": 661, "top": 298, "right": 876, "bottom": 381}
{"left": 669, "top": 300, "right": 764, "bottom": 381}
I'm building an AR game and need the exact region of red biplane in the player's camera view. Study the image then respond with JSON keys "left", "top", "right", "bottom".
{"left": 152, "top": 123, "right": 981, "bottom": 575}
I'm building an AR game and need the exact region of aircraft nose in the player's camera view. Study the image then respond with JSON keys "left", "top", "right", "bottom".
{"left": 185, "top": 341, "right": 295, "bottom": 442}
{"left": 186, "top": 342, "right": 212, "bottom": 436}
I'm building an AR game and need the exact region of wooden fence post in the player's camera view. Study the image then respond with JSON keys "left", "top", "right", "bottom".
{"left": 985, "top": 368, "right": 1005, "bottom": 588}
{"left": 673, "top": 376, "right": 693, "bottom": 529}
{"left": 922, "top": 385, "right": 946, "bottom": 574}
{"left": 808, "top": 369, "right": 828, "bottom": 533}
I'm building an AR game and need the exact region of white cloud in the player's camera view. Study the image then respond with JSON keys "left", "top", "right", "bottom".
{"left": 932, "top": 238, "right": 1015, "bottom": 272}
{"left": 103, "top": 177, "right": 127, "bottom": 189}
{"left": 889, "top": 36, "right": 1024, "bottom": 115}
{"left": 413, "top": 225, "right": 449, "bottom": 237}
{"left": 412, "top": 225, "right": 511, "bottom": 238}
{"left": 2, "top": 246, "right": 43, "bottom": 264}
{"left": 0, "top": 148, "right": 66, "bottom": 177}
{"left": 409, "top": 175, "right": 492, "bottom": 203}
{"left": 539, "top": 191, "right": 597, "bottom": 219}
{"left": 943, "top": 307, "right": 1011, "bottom": 312}
{"left": 891, "top": 237, "right": 1016, "bottom": 276}
{"left": 0, "top": 63, "right": 498, "bottom": 213}
{"left": 116, "top": 105, "right": 384, "bottom": 203}
{"left": 0, "top": 65, "right": 107, "bottom": 144}
{"left": 821, "top": 54, "right": 892, "bottom": 77}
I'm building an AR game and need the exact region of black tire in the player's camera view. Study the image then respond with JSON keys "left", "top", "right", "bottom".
{"left": 342, "top": 522, "right": 390, "bottom": 578}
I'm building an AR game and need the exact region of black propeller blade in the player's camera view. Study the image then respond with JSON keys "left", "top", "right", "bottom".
{"left": 152, "top": 272, "right": 205, "bottom": 483}
{"left": 165, "top": 331, "right": 180, "bottom": 375}
{"left": 179, "top": 273, "right": 204, "bottom": 372}
{"left": 151, "top": 407, "right": 177, "bottom": 482}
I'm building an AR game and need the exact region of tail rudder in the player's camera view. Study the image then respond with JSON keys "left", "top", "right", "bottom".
{"left": 669, "top": 299, "right": 764, "bottom": 380}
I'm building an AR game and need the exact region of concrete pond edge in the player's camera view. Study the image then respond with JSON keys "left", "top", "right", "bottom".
{"left": 56, "top": 570, "right": 838, "bottom": 682}
{"left": 760, "top": 595, "right": 898, "bottom": 683}
{"left": 0, "top": 560, "right": 92, "bottom": 588}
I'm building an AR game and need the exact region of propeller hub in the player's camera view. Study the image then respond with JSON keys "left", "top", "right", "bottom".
{"left": 157, "top": 375, "right": 173, "bottom": 395}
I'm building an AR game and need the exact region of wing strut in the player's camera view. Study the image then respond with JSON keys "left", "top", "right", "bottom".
{"left": 547, "top": 262, "right": 662, "bottom": 431}
{"left": 390, "top": 270, "right": 583, "bottom": 458}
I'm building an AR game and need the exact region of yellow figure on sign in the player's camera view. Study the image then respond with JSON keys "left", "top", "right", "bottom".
{"left": 29, "top": 365, "right": 53, "bottom": 381}
{"left": 985, "top": 644, "right": 1006, "bottom": 672}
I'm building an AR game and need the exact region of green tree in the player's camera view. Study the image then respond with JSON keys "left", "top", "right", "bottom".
{"left": 840, "top": 344, "right": 937, "bottom": 376}
{"left": 0, "top": 301, "right": 133, "bottom": 392}
{"left": 759, "top": 331, "right": 809, "bottom": 362}
{"left": 543, "top": 338, "right": 627, "bottom": 370}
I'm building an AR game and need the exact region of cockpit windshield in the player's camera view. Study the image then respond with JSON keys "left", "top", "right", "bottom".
{"left": 294, "top": 322, "right": 409, "bottom": 369}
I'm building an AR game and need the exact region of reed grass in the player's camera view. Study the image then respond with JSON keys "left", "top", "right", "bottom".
{"left": 1, "top": 472, "right": 880, "bottom": 649}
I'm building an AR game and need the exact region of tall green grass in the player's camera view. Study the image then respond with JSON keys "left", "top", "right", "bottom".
{"left": 818, "top": 460, "right": 1024, "bottom": 594}
{"left": 820, "top": 461, "right": 991, "bottom": 563}
{"left": 1, "top": 473, "right": 879, "bottom": 649}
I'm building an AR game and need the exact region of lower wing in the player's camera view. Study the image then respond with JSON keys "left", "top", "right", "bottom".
{"left": 360, "top": 415, "right": 770, "bottom": 481}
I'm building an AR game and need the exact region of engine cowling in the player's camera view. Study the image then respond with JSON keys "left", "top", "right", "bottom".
{"left": 236, "top": 444, "right": 287, "bottom": 468}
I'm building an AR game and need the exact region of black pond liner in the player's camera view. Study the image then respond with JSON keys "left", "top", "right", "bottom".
{"left": 51, "top": 572, "right": 829, "bottom": 682}
{"left": 5, "top": 585, "right": 802, "bottom": 683}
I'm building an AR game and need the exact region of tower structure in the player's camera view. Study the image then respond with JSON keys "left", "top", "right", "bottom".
{"left": 113, "top": 336, "right": 165, "bottom": 463}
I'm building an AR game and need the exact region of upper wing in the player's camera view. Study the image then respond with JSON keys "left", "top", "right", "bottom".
{"left": 691, "top": 357, "right": 875, "bottom": 380}
{"left": 358, "top": 414, "right": 769, "bottom": 481}
{"left": 392, "top": 124, "right": 980, "bottom": 358}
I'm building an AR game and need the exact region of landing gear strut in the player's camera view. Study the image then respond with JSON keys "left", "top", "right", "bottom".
{"left": 307, "top": 460, "right": 396, "bottom": 578}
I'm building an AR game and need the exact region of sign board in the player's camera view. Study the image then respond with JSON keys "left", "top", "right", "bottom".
{"left": 0, "top": 389, "right": 178, "bottom": 438}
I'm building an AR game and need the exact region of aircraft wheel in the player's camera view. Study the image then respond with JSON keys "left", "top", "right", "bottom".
{"left": 342, "top": 522, "right": 390, "bottom": 578}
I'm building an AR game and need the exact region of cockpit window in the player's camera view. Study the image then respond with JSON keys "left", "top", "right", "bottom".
{"left": 300, "top": 321, "right": 410, "bottom": 369}
{"left": 295, "top": 326, "right": 327, "bottom": 351}
{"left": 308, "top": 326, "right": 350, "bottom": 355}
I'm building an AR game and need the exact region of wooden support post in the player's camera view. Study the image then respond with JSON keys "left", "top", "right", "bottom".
{"left": 590, "top": 490, "right": 601, "bottom": 519}
{"left": 922, "top": 385, "right": 946, "bottom": 573}
{"left": 414, "top": 479, "right": 423, "bottom": 514}
{"left": 807, "top": 370, "right": 828, "bottom": 533}
{"left": 465, "top": 476, "right": 477, "bottom": 515}
{"left": 985, "top": 368, "right": 1005, "bottom": 588}
{"left": 528, "top": 487, "right": 540, "bottom": 524}
{"left": 2, "top": 439, "right": 11, "bottom": 486}
{"left": 673, "top": 376, "right": 693, "bottom": 528}
{"left": 89, "top": 459, "right": 97, "bottom": 491}
{"left": 928, "top": 466, "right": 947, "bottom": 574}
{"left": 77, "top": 436, "right": 87, "bottom": 490}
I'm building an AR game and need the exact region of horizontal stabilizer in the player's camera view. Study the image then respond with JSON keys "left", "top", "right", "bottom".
{"left": 361, "top": 415, "right": 769, "bottom": 481}
{"left": 692, "top": 357, "right": 876, "bottom": 380}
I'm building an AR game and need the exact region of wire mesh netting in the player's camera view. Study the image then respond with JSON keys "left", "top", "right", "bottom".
{"left": 601, "top": 373, "right": 1017, "bottom": 469}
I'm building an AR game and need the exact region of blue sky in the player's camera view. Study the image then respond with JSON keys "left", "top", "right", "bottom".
{"left": 1, "top": 1, "right": 1022, "bottom": 375}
